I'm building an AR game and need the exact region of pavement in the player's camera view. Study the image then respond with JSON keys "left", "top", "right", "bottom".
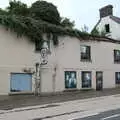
{"left": 0, "top": 88, "right": 120, "bottom": 110}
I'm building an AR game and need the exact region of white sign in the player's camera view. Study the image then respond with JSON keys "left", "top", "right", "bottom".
{"left": 40, "top": 48, "right": 48, "bottom": 65}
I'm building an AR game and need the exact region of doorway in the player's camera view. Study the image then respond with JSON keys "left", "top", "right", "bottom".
{"left": 96, "top": 72, "right": 103, "bottom": 91}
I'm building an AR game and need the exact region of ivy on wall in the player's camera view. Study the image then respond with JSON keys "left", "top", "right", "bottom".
{"left": 0, "top": 0, "right": 106, "bottom": 49}
{"left": 0, "top": 14, "right": 91, "bottom": 47}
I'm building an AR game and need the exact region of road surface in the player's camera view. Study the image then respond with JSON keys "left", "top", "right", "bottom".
{"left": 0, "top": 94, "right": 120, "bottom": 120}
{"left": 75, "top": 109, "right": 120, "bottom": 120}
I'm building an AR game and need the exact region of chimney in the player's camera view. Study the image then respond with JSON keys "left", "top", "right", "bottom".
{"left": 99, "top": 5, "right": 113, "bottom": 18}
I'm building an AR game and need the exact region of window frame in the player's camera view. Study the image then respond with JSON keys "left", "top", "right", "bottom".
{"left": 80, "top": 45, "right": 91, "bottom": 62}
{"left": 115, "top": 72, "right": 120, "bottom": 84}
{"left": 114, "top": 49, "right": 120, "bottom": 63}
{"left": 64, "top": 71, "right": 77, "bottom": 89}
{"left": 35, "top": 40, "right": 41, "bottom": 51}
{"left": 105, "top": 24, "right": 110, "bottom": 33}
{"left": 81, "top": 71, "right": 92, "bottom": 88}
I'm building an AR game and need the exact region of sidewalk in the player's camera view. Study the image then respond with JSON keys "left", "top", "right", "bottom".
{"left": 0, "top": 88, "right": 120, "bottom": 110}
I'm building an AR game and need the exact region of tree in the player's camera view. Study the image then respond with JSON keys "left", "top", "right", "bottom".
{"left": 30, "top": 0, "right": 60, "bottom": 25}
{"left": 91, "top": 27, "right": 100, "bottom": 36}
{"left": 7, "top": 0, "right": 29, "bottom": 16}
{"left": 0, "top": 0, "right": 91, "bottom": 48}
{"left": 91, "top": 27, "right": 106, "bottom": 37}
{"left": 0, "top": 8, "right": 8, "bottom": 15}
{"left": 81, "top": 24, "right": 89, "bottom": 33}
{"left": 100, "top": 29, "right": 106, "bottom": 36}
{"left": 60, "top": 17, "right": 75, "bottom": 29}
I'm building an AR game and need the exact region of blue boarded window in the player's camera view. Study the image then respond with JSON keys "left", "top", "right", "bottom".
{"left": 10, "top": 73, "right": 32, "bottom": 92}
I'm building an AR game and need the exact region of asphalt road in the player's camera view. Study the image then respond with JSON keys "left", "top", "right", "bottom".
{"left": 76, "top": 109, "right": 120, "bottom": 120}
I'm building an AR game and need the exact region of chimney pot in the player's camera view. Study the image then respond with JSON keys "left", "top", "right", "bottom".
{"left": 99, "top": 5, "right": 113, "bottom": 18}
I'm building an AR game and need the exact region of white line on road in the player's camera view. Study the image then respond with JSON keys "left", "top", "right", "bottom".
{"left": 101, "top": 114, "right": 120, "bottom": 120}
{"left": 67, "top": 112, "right": 99, "bottom": 120}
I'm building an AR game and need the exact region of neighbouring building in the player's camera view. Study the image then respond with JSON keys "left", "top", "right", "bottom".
{"left": 0, "top": 25, "right": 120, "bottom": 95}
{"left": 93, "top": 5, "right": 120, "bottom": 40}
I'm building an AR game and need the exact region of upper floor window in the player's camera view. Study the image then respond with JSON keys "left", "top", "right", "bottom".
{"left": 105, "top": 24, "right": 110, "bottom": 33}
{"left": 115, "top": 72, "right": 120, "bottom": 84}
{"left": 114, "top": 50, "right": 120, "bottom": 63}
{"left": 80, "top": 45, "right": 91, "bottom": 61}
{"left": 35, "top": 40, "right": 41, "bottom": 51}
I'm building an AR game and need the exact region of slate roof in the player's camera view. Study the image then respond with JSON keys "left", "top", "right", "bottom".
{"left": 82, "top": 35, "right": 120, "bottom": 44}
{"left": 110, "top": 16, "right": 120, "bottom": 24}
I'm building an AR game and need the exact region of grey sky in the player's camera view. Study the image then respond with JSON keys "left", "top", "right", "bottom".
{"left": 0, "top": 0, "right": 120, "bottom": 32}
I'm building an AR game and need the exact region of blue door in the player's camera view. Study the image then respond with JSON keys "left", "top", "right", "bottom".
{"left": 10, "top": 73, "right": 32, "bottom": 92}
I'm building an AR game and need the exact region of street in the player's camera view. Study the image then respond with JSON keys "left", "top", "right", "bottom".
{"left": 75, "top": 109, "right": 120, "bottom": 120}
{"left": 0, "top": 94, "right": 120, "bottom": 120}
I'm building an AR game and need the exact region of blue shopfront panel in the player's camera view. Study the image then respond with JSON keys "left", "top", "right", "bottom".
{"left": 10, "top": 73, "right": 32, "bottom": 92}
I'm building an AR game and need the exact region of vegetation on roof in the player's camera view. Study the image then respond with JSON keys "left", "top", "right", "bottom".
{"left": 0, "top": 0, "right": 107, "bottom": 48}
{"left": 91, "top": 27, "right": 106, "bottom": 37}
{"left": 0, "top": 0, "right": 92, "bottom": 47}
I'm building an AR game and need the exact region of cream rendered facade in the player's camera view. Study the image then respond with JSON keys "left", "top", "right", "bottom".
{"left": 0, "top": 26, "right": 119, "bottom": 95}
{"left": 94, "top": 5, "right": 120, "bottom": 40}
{"left": 41, "top": 36, "right": 120, "bottom": 93}
{"left": 0, "top": 26, "right": 39, "bottom": 95}
{"left": 96, "top": 16, "right": 120, "bottom": 40}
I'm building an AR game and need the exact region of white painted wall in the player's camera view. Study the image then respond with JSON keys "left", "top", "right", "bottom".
{"left": 96, "top": 16, "right": 120, "bottom": 40}
{"left": 41, "top": 36, "right": 120, "bottom": 93}
{"left": 0, "top": 26, "right": 41, "bottom": 95}
{"left": 0, "top": 25, "right": 120, "bottom": 94}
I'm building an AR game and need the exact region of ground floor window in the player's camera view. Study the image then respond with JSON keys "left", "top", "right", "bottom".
{"left": 82, "top": 71, "right": 91, "bottom": 88}
{"left": 10, "top": 73, "right": 32, "bottom": 92}
{"left": 115, "top": 72, "right": 120, "bottom": 84}
{"left": 65, "top": 71, "right": 77, "bottom": 88}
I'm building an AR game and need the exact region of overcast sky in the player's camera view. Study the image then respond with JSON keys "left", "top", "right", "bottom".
{"left": 0, "top": 0, "right": 120, "bottom": 32}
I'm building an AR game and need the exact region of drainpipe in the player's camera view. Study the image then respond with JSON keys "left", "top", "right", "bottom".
{"left": 35, "top": 63, "right": 40, "bottom": 96}
{"left": 52, "top": 66, "right": 57, "bottom": 93}
{"left": 39, "top": 63, "right": 41, "bottom": 94}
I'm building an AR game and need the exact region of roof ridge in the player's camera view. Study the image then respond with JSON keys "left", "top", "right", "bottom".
{"left": 110, "top": 15, "right": 120, "bottom": 24}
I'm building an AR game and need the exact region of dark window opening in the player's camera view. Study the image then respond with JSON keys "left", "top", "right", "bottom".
{"left": 81, "top": 45, "right": 91, "bottom": 61}
{"left": 35, "top": 40, "right": 41, "bottom": 51}
{"left": 65, "top": 71, "right": 77, "bottom": 89}
{"left": 96, "top": 71, "right": 103, "bottom": 90}
{"left": 82, "top": 71, "right": 92, "bottom": 88}
{"left": 114, "top": 50, "right": 120, "bottom": 63}
{"left": 105, "top": 24, "right": 110, "bottom": 33}
{"left": 115, "top": 72, "right": 120, "bottom": 84}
